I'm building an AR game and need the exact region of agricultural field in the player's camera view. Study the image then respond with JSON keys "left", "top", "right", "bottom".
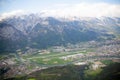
{"left": 21, "top": 50, "right": 90, "bottom": 66}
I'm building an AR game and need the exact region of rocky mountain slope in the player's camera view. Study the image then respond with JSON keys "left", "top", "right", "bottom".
{"left": 0, "top": 13, "right": 120, "bottom": 52}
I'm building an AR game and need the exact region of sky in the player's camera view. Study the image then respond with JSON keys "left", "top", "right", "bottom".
{"left": 0, "top": 0, "right": 120, "bottom": 18}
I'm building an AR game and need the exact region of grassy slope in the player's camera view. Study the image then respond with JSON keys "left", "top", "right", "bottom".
{"left": 3, "top": 62, "right": 120, "bottom": 80}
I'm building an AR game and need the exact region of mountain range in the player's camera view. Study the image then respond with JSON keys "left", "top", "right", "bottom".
{"left": 0, "top": 13, "right": 120, "bottom": 52}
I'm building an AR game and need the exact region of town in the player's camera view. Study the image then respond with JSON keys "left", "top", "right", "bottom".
{"left": 0, "top": 39, "right": 120, "bottom": 79}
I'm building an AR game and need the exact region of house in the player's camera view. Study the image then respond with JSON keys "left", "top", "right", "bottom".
{"left": 91, "top": 61, "right": 106, "bottom": 70}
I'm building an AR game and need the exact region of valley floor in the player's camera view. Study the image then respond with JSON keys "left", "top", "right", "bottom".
{"left": 0, "top": 39, "right": 120, "bottom": 80}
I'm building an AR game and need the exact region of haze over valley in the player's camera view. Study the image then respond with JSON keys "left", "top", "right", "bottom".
{"left": 0, "top": 0, "right": 120, "bottom": 80}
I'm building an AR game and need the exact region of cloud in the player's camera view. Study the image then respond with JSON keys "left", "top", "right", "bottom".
{"left": 0, "top": 10, "right": 25, "bottom": 21}
{"left": 0, "top": 2, "right": 120, "bottom": 20}
{"left": 42, "top": 3, "right": 120, "bottom": 17}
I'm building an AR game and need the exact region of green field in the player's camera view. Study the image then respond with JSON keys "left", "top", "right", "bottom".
{"left": 22, "top": 50, "right": 91, "bottom": 66}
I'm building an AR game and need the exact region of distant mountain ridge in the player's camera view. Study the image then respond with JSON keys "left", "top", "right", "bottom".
{"left": 0, "top": 13, "right": 120, "bottom": 52}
